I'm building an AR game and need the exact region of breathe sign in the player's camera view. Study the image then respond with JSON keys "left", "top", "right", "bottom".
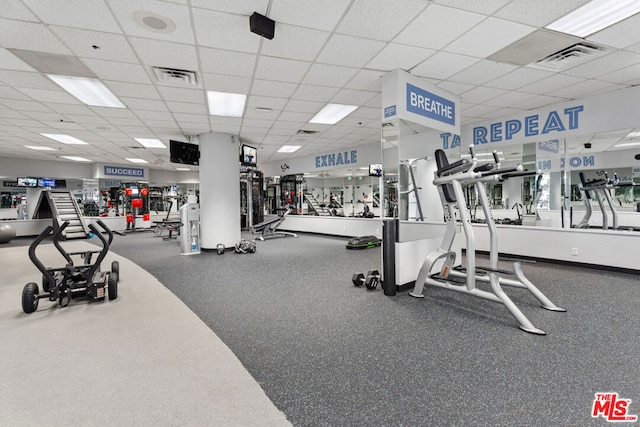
{"left": 406, "top": 83, "right": 455, "bottom": 126}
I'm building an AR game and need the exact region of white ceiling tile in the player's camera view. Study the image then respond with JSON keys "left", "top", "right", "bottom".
{"left": 107, "top": 0, "right": 195, "bottom": 44}
{"left": 165, "top": 101, "right": 208, "bottom": 115}
{"left": 20, "top": 111, "right": 66, "bottom": 122}
{"left": 449, "top": 60, "right": 518, "bottom": 85}
{"left": 433, "top": 0, "right": 511, "bottom": 15}
{"left": 331, "top": 89, "right": 377, "bottom": 106}
{"left": 129, "top": 37, "right": 199, "bottom": 71}
{"left": 394, "top": 4, "right": 485, "bottom": 50}
{"left": 0, "top": 99, "right": 53, "bottom": 112}
{"left": 551, "top": 80, "right": 622, "bottom": 99}
{"left": 40, "top": 103, "right": 95, "bottom": 116}
{"left": 104, "top": 81, "right": 161, "bottom": 100}
{"left": 254, "top": 57, "right": 310, "bottom": 83}
{"left": 316, "top": 34, "right": 385, "bottom": 68}
{"left": 251, "top": 79, "right": 298, "bottom": 98}
{"left": 88, "top": 107, "right": 137, "bottom": 119}
{"left": 493, "top": 0, "right": 591, "bottom": 27}
{"left": 344, "top": 70, "right": 385, "bottom": 92}
{"left": 136, "top": 110, "right": 174, "bottom": 120}
{"left": 40, "top": 120, "right": 86, "bottom": 130}
{"left": 292, "top": 85, "right": 339, "bottom": 103}
{"left": 119, "top": 98, "right": 169, "bottom": 112}
{"left": 16, "top": 88, "right": 82, "bottom": 104}
{"left": 193, "top": 9, "right": 260, "bottom": 53}
{"left": 270, "top": 0, "right": 351, "bottom": 31}
{"left": 486, "top": 67, "right": 554, "bottom": 90}
{"left": 0, "top": 85, "right": 34, "bottom": 101}
{"left": 82, "top": 59, "right": 152, "bottom": 84}
{"left": 303, "top": 63, "right": 359, "bottom": 87}
{"left": 436, "top": 80, "right": 476, "bottom": 95}
{"left": 284, "top": 99, "right": 324, "bottom": 114}
{"left": 336, "top": 0, "right": 429, "bottom": 41}
{"left": 0, "top": 19, "right": 71, "bottom": 54}
{"left": 445, "top": 18, "right": 536, "bottom": 58}
{"left": 596, "top": 63, "right": 640, "bottom": 85}
{"left": 50, "top": 27, "right": 139, "bottom": 63}
{"left": 367, "top": 44, "right": 436, "bottom": 72}
{"left": 0, "top": 0, "right": 39, "bottom": 20}
{"left": 199, "top": 48, "right": 256, "bottom": 78}
{"left": 276, "top": 111, "right": 313, "bottom": 123}
{"left": 460, "top": 86, "right": 507, "bottom": 104}
{"left": 190, "top": 0, "right": 268, "bottom": 14}
{"left": 241, "top": 118, "right": 276, "bottom": 128}
{"left": 261, "top": 24, "right": 330, "bottom": 62}
{"left": 564, "top": 51, "right": 640, "bottom": 79}
{"left": 350, "top": 107, "right": 379, "bottom": 120}
{"left": 412, "top": 52, "right": 480, "bottom": 80}
{"left": 484, "top": 91, "right": 538, "bottom": 108}
{"left": 510, "top": 94, "right": 567, "bottom": 110}
{"left": 202, "top": 73, "right": 251, "bottom": 93}
{"left": 156, "top": 87, "right": 205, "bottom": 104}
{"left": 141, "top": 119, "right": 178, "bottom": 128}
{"left": 520, "top": 74, "right": 586, "bottom": 95}
{"left": 22, "top": 0, "right": 121, "bottom": 32}
{"left": 0, "top": 48, "right": 37, "bottom": 72}
{"left": 246, "top": 95, "right": 288, "bottom": 113}
{"left": 0, "top": 71, "right": 59, "bottom": 90}
{"left": 589, "top": 13, "right": 640, "bottom": 49}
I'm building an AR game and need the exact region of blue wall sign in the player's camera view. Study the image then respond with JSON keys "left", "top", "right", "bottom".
{"left": 384, "top": 105, "right": 396, "bottom": 118}
{"left": 104, "top": 165, "right": 145, "bottom": 177}
{"left": 315, "top": 150, "right": 357, "bottom": 168}
{"left": 406, "top": 83, "right": 455, "bottom": 126}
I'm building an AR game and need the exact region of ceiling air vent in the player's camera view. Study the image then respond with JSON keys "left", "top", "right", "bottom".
{"left": 152, "top": 66, "right": 198, "bottom": 86}
{"left": 296, "top": 130, "right": 319, "bottom": 136}
{"left": 532, "top": 42, "right": 608, "bottom": 71}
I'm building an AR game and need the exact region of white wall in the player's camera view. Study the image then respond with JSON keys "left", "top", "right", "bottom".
{"left": 0, "top": 157, "right": 92, "bottom": 179}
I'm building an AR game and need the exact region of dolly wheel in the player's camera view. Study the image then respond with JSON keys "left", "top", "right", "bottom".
{"left": 111, "top": 261, "right": 119, "bottom": 276}
{"left": 22, "top": 282, "right": 39, "bottom": 313}
{"left": 108, "top": 273, "right": 118, "bottom": 300}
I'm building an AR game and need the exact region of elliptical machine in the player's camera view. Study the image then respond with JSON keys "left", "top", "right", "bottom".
{"left": 409, "top": 146, "right": 566, "bottom": 335}
{"left": 21, "top": 219, "right": 120, "bottom": 313}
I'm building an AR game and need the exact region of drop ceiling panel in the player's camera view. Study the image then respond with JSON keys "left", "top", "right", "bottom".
{"left": 190, "top": 0, "right": 268, "bottom": 15}
{"left": 436, "top": 80, "right": 475, "bottom": 95}
{"left": 597, "top": 63, "right": 640, "bottom": 85}
{"left": 0, "top": 70, "right": 60, "bottom": 90}
{"left": 493, "top": 0, "right": 591, "bottom": 27}
{"left": 246, "top": 95, "right": 288, "bottom": 113}
{"left": 394, "top": 4, "right": 485, "bottom": 50}
{"left": 291, "top": 84, "right": 338, "bottom": 103}
{"left": 119, "top": 98, "right": 169, "bottom": 112}
{"left": 563, "top": 51, "right": 640, "bottom": 79}
{"left": 40, "top": 103, "right": 95, "bottom": 116}
{"left": 0, "top": 85, "right": 35, "bottom": 101}
{"left": 460, "top": 87, "right": 508, "bottom": 104}
{"left": 336, "top": 0, "right": 429, "bottom": 41}
{"left": 156, "top": 87, "right": 204, "bottom": 104}
{"left": 283, "top": 99, "right": 324, "bottom": 114}
{"left": 445, "top": 18, "right": 536, "bottom": 58}
{"left": 316, "top": 34, "right": 386, "bottom": 68}
{"left": 269, "top": 0, "right": 351, "bottom": 31}
{"left": 164, "top": 101, "right": 208, "bottom": 115}
{"left": 331, "top": 89, "right": 377, "bottom": 106}
{"left": 484, "top": 90, "right": 537, "bottom": 108}
{"left": 135, "top": 110, "right": 174, "bottom": 120}
{"left": 107, "top": 0, "right": 195, "bottom": 44}
{"left": 0, "top": 19, "right": 71, "bottom": 54}
{"left": 0, "top": 48, "right": 37, "bottom": 72}
{"left": 449, "top": 60, "right": 518, "bottom": 85}
{"left": 344, "top": 70, "right": 384, "bottom": 92}
{"left": 303, "top": 63, "right": 359, "bottom": 87}
{"left": 486, "top": 67, "right": 554, "bottom": 90}
{"left": 434, "top": 0, "right": 511, "bottom": 15}
{"left": 589, "top": 14, "right": 640, "bottom": 49}
{"left": 89, "top": 107, "right": 138, "bottom": 119}
{"left": 412, "top": 51, "right": 480, "bottom": 80}
{"left": 192, "top": 9, "right": 260, "bottom": 53}
{"left": 104, "top": 81, "right": 161, "bottom": 100}
{"left": 22, "top": 0, "right": 121, "bottom": 32}
{"left": 367, "top": 44, "right": 435, "bottom": 71}
{"left": 254, "top": 57, "right": 311, "bottom": 83}
{"left": 520, "top": 74, "right": 586, "bottom": 94}
{"left": 510, "top": 94, "right": 567, "bottom": 110}
{"left": 202, "top": 73, "right": 251, "bottom": 93}
{"left": 130, "top": 37, "right": 199, "bottom": 71}
{"left": 551, "top": 80, "right": 621, "bottom": 99}
{"left": 16, "top": 88, "right": 82, "bottom": 104}
{"left": 50, "top": 27, "right": 139, "bottom": 64}
{"left": 82, "top": 59, "right": 152, "bottom": 84}
{"left": 251, "top": 79, "right": 298, "bottom": 98}
{"left": 260, "top": 24, "right": 330, "bottom": 62}
{"left": 0, "top": 99, "right": 53, "bottom": 113}
{"left": 199, "top": 48, "right": 256, "bottom": 78}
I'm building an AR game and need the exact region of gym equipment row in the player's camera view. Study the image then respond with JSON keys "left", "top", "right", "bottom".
{"left": 409, "top": 147, "right": 566, "bottom": 335}
{"left": 21, "top": 219, "right": 119, "bottom": 313}
{"left": 574, "top": 171, "right": 636, "bottom": 230}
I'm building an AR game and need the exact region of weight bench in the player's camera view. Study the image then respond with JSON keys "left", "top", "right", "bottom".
{"left": 153, "top": 220, "right": 182, "bottom": 240}
{"left": 251, "top": 208, "right": 297, "bottom": 241}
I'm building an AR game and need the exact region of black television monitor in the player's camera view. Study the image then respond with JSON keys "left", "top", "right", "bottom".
{"left": 38, "top": 178, "right": 56, "bottom": 188}
{"left": 55, "top": 179, "right": 66, "bottom": 189}
{"left": 369, "top": 163, "right": 382, "bottom": 177}
{"left": 170, "top": 139, "right": 199, "bottom": 166}
{"left": 17, "top": 177, "right": 38, "bottom": 187}
{"left": 240, "top": 144, "right": 257, "bottom": 166}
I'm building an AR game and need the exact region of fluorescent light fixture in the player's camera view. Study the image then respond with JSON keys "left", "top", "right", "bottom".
{"left": 176, "top": 167, "right": 191, "bottom": 171}
{"left": 134, "top": 138, "right": 166, "bottom": 148}
{"left": 41, "top": 133, "right": 88, "bottom": 145}
{"left": 24, "top": 145, "right": 56, "bottom": 151}
{"left": 614, "top": 141, "right": 640, "bottom": 148}
{"left": 310, "top": 103, "right": 358, "bottom": 124}
{"left": 546, "top": 0, "right": 640, "bottom": 37}
{"left": 61, "top": 156, "right": 91, "bottom": 162}
{"left": 125, "top": 158, "right": 149, "bottom": 164}
{"left": 47, "top": 74, "right": 126, "bottom": 108}
{"left": 207, "top": 91, "right": 246, "bottom": 117}
{"left": 625, "top": 131, "right": 640, "bottom": 138}
{"left": 277, "top": 145, "right": 301, "bottom": 153}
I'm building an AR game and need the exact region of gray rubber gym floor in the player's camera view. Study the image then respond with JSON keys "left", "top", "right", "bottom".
{"left": 4, "top": 230, "right": 640, "bottom": 426}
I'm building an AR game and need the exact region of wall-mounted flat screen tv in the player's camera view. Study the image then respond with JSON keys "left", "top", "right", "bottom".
{"left": 38, "top": 178, "right": 56, "bottom": 188}
{"left": 240, "top": 144, "right": 257, "bottom": 166}
{"left": 17, "top": 177, "right": 38, "bottom": 187}
{"left": 170, "top": 139, "right": 199, "bottom": 165}
{"left": 369, "top": 164, "right": 382, "bottom": 177}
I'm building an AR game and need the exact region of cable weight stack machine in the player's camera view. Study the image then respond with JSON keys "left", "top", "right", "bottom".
{"left": 409, "top": 146, "right": 566, "bottom": 335}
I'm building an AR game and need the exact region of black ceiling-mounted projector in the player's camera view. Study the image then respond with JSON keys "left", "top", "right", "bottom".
{"left": 250, "top": 12, "right": 275, "bottom": 40}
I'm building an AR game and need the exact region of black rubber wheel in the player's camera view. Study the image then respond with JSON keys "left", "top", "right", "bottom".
{"left": 108, "top": 273, "right": 118, "bottom": 300}
{"left": 22, "top": 282, "right": 39, "bottom": 313}
{"left": 111, "top": 261, "right": 119, "bottom": 275}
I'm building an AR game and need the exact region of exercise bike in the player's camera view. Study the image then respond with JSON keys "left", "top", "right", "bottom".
{"left": 21, "top": 219, "right": 120, "bottom": 313}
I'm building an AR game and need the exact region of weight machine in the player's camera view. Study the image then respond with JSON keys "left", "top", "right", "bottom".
{"left": 409, "top": 146, "right": 566, "bottom": 335}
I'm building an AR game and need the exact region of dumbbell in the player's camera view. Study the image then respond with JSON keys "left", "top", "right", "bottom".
{"left": 352, "top": 270, "right": 380, "bottom": 290}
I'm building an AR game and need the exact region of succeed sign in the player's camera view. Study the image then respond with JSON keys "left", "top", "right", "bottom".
{"left": 104, "top": 165, "right": 145, "bottom": 177}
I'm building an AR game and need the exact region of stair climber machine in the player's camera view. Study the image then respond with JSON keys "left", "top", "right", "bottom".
{"left": 408, "top": 146, "right": 566, "bottom": 335}
{"left": 21, "top": 219, "right": 120, "bottom": 313}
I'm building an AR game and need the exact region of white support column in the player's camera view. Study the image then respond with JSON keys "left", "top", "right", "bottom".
{"left": 198, "top": 132, "right": 241, "bottom": 249}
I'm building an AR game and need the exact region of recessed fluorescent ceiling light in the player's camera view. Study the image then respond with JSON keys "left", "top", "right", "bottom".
{"left": 277, "top": 145, "right": 301, "bottom": 153}
{"left": 546, "top": 0, "right": 640, "bottom": 38}
{"left": 310, "top": 103, "right": 358, "bottom": 124}
{"left": 126, "top": 158, "right": 149, "bottom": 164}
{"left": 61, "top": 156, "right": 91, "bottom": 162}
{"left": 134, "top": 138, "right": 166, "bottom": 148}
{"left": 207, "top": 91, "right": 246, "bottom": 117}
{"left": 41, "top": 133, "right": 88, "bottom": 145}
{"left": 614, "top": 141, "right": 640, "bottom": 147}
{"left": 48, "top": 74, "right": 126, "bottom": 108}
{"left": 24, "top": 145, "right": 56, "bottom": 151}
{"left": 176, "top": 167, "right": 191, "bottom": 171}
